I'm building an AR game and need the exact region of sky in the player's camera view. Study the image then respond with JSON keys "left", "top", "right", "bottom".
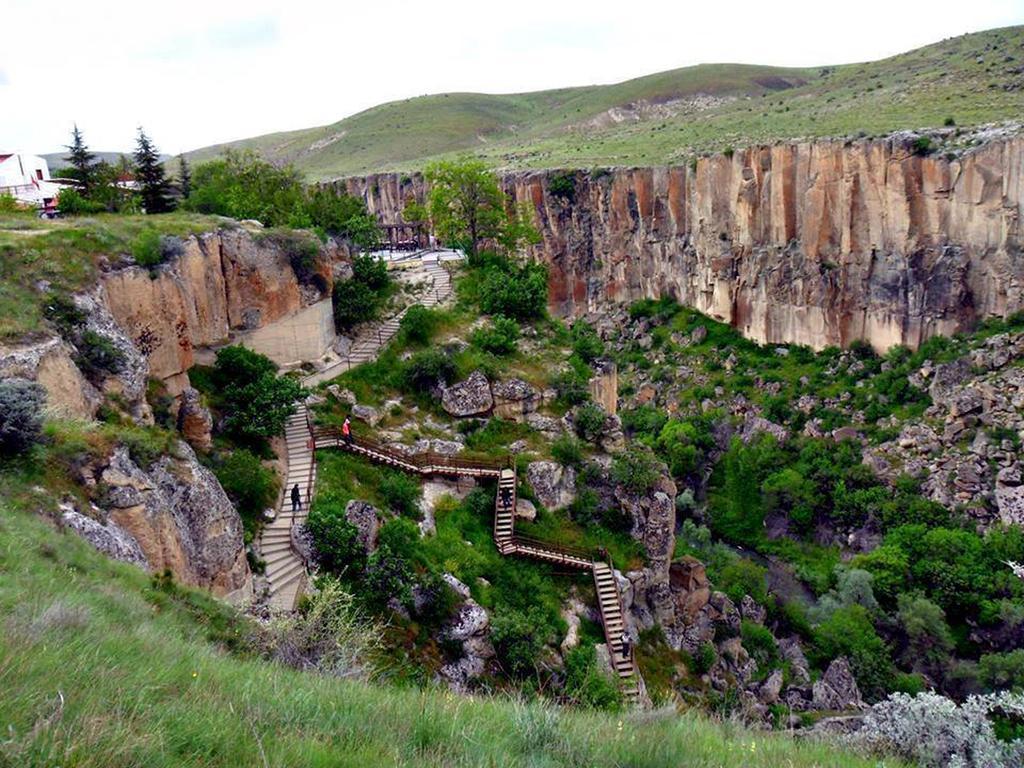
{"left": 3, "top": 0, "right": 1022, "bottom": 156}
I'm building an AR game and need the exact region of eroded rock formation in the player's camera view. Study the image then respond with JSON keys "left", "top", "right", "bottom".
{"left": 339, "top": 133, "right": 1024, "bottom": 352}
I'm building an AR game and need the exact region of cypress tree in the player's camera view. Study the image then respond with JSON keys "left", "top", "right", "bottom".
{"left": 65, "top": 124, "right": 97, "bottom": 193}
{"left": 178, "top": 155, "right": 192, "bottom": 200}
{"left": 134, "top": 128, "right": 175, "bottom": 214}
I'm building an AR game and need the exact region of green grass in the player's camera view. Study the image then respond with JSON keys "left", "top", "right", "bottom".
{"left": 1, "top": 504, "right": 900, "bottom": 768}
{"left": 0, "top": 211, "right": 227, "bottom": 341}
{"left": 186, "top": 26, "right": 1024, "bottom": 179}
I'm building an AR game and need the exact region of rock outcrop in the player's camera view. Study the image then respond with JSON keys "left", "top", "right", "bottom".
{"left": 100, "top": 229, "right": 340, "bottom": 394}
{"left": 441, "top": 370, "right": 494, "bottom": 417}
{"left": 526, "top": 461, "right": 577, "bottom": 511}
{"left": 341, "top": 133, "right": 1024, "bottom": 352}
{"left": 79, "top": 441, "right": 252, "bottom": 602}
{"left": 0, "top": 338, "right": 99, "bottom": 419}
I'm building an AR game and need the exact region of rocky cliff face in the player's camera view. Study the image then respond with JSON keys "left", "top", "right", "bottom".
{"left": 100, "top": 227, "right": 341, "bottom": 395}
{"left": 339, "top": 133, "right": 1023, "bottom": 352}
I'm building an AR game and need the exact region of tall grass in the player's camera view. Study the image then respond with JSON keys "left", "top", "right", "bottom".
{"left": 0, "top": 502, "right": 898, "bottom": 767}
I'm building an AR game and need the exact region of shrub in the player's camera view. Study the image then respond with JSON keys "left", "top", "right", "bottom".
{"left": 0, "top": 193, "right": 22, "bottom": 212}
{"left": 262, "top": 229, "right": 325, "bottom": 292}
{"left": 131, "top": 230, "right": 164, "bottom": 268}
{"left": 741, "top": 620, "right": 778, "bottom": 670}
{"left": 57, "top": 188, "right": 106, "bottom": 215}
{"left": 550, "top": 366, "right": 589, "bottom": 406}
{"left": 849, "top": 691, "right": 1024, "bottom": 768}
{"left": 363, "top": 545, "right": 414, "bottom": 611}
{"left": 573, "top": 403, "right": 607, "bottom": 443}
{"left": 213, "top": 346, "right": 302, "bottom": 441}
{"left": 944, "top": 116, "right": 956, "bottom": 127}
{"left": 215, "top": 449, "right": 280, "bottom": 525}
{"left": 307, "top": 502, "right": 365, "bottom": 575}
{"left": 547, "top": 173, "right": 576, "bottom": 202}
{"left": 811, "top": 604, "right": 894, "bottom": 702}
{"left": 333, "top": 254, "right": 391, "bottom": 332}
{"left": 611, "top": 450, "right": 661, "bottom": 494}
{"left": 912, "top": 136, "right": 934, "bottom": 156}
{"left": 399, "top": 305, "right": 440, "bottom": 346}
{"left": 379, "top": 471, "right": 422, "bottom": 517}
{"left": 43, "top": 292, "right": 86, "bottom": 336}
{"left": 479, "top": 263, "right": 548, "bottom": 321}
{"left": 714, "top": 558, "right": 768, "bottom": 606}
{"left": 897, "top": 594, "right": 954, "bottom": 677}
{"left": 403, "top": 349, "right": 456, "bottom": 393}
{"left": 979, "top": 651, "right": 1024, "bottom": 693}
{"left": 74, "top": 330, "right": 125, "bottom": 381}
{"left": 551, "top": 435, "right": 584, "bottom": 468}
{"left": 563, "top": 645, "right": 622, "bottom": 710}
{"left": 692, "top": 642, "right": 716, "bottom": 674}
{"left": 491, "top": 606, "right": 556, "bottom": 678}
{"left": 0, "top": 378, "right": 45, "bottom": 455}
{"left": 570, "top": 321, "right": 604, "bottom": 362}
{"left": 471, "top": 315, "right": 520, "bottom": 355}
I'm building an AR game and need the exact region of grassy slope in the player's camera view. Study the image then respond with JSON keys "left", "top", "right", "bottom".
{"left": 0, "top": 500, "right": 896, "bottom": 767}
{"left": 0, "top": 211, "right": 227, "bottom": 342}
{"left": 185, "top": 26, "right": 1024, "bottom": 179}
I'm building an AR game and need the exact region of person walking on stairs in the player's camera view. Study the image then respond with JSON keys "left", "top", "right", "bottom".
{"left": 342, "top": 416, "right": 352, "bottom": 444}
{"left": 291, "top": 483, "right": 302, "bottom": 513}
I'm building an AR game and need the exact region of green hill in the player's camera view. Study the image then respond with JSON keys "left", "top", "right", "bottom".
{"left": 0, "top": 493, "right": 892, "bottom": 767}
{"left": 185, "top": 26, "right": 1024, "bottom": 179}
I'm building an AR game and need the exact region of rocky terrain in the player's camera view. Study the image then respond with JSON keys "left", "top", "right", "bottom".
{"left": 340, "top": 130, "right": 1023, "bottom": 353}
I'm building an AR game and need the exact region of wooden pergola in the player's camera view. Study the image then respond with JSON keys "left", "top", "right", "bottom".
{"left": 377, "top": 221, "right": 428, "bottom": 252}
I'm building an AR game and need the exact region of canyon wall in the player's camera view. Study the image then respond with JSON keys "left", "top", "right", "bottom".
{"left": 101, "top": 228, "right": 339, "bottom": 394}
{"left": 337, "top": 134, "right": 1023, "bottom": 351}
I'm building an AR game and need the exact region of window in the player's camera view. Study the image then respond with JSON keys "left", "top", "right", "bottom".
{"left": 36, "top": 169, "right": 43, "bottom": 180}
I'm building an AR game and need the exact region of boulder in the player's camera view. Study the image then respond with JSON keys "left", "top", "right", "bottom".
{"left": 176, "top": 387, "right": 213, "bottom": 451}
{"left": 60, "top": 501, "right": 148, "bottom": 569}
{"left": 92, "top": 441, "right": 252, "bottom": 602}
{"left": 491, "top": 378, "right": 542, "bottom": 421}
{"left": 442, "top": 371, "right": 493, "bottom": 417}
{"left": 440, "top": 599, "right": 495, "bottom": 692}
{"left": 344, "top": 500, "right": 380, "bottom": 553}
{"left": 352, "top": 404, "right": 380, "bottom": 427}
{"left": 514, "top": 498, "right": 537, "bottom": 522}
{"left": 758, "top": 669, "right": 784, "bottom": 705}
{"left": 526, "top": 461, "right": 576, "bottom": 510}
{"left": 812, "top": 657, "right": 865, "bottom": 711}
{"left": 995, "top": 464, "right": 1024, "bottom": 526}
{"left": 739, "top": 594, "right": 767, "bottom": 625}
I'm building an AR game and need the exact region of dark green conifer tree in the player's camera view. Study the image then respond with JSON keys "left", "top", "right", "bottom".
{"left": 177, "top": 155, "right": 192, "bottom": 200}
{"left": 134, "top": 128, "right": 175, "bottom": 214}
{"left": 64, "top": 124, "right": 97, "bottom": 193}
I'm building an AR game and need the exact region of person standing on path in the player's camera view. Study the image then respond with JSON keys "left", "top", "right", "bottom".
{"left": 291, "top": 483, "right": 302, "bottom": 512}
{"left": 342, "top": 416, "right": 352, "bottom": 444}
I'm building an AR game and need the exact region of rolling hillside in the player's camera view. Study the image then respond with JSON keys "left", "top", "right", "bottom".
{"left": 185, "top": 26, "right": 1024, "bottom": 179}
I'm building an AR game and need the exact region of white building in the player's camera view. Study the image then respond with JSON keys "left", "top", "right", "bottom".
{"left": 0, "top": 153, "right": 63, "bottom": 211}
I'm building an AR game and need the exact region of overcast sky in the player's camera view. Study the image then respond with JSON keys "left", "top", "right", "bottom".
{"left": 3, "top": 0, "right": 1022, "bottom": 156}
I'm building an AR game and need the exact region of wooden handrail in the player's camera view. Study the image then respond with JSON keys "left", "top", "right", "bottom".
{"left": 313, "top": 426, "right": 511, "bottom": 473}
{"left": 511, "top": 533, "right": 595, "bottom": 563}
{"left": 304, "top": 410, "right": 316, "bottom": 507}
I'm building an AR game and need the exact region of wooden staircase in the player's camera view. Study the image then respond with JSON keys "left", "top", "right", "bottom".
{"left": 593, "top": 561, "right": 641, "bottom": 699}
{"left": 318, "top": 428, "right": 641, "bottom": 701}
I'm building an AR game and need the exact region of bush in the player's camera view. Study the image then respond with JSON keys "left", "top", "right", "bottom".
{"left": 547, "top": 173, "right": 576, "bottom": 202}
{"left": 74, "top": 330, "right": 125, "bottom": 381}
{"left": 471, "top": 315, "right": 520, "bottom": 355}
{"left": 714, "top": 558, "right": 768, "bottom": 606}
{"left": 610, "top": 450, "right": 660, "bottom": 494}
{"left": 491, "top": 606, "right": 556, "bottom": 678}
{"left": 550, "top": 365, "right": 589, "bottom": 407}
{"left": 979, "top": 650, "right": 1024, "bottom": 693}
{"left": 0, "top": 378, "right": 45, "bottom": 455}
{"left": 215, "top": 449, "right": 280, "bottom": 525}
{"left": 570, "top": 321, "right": 604, "bottom": 362}
{"left": 379, "top": 471, "right": 422, "bottom": 517}
{"left": 563, "top": 645, "right": 622, "bottom": 710}
{"left": 307, "top": 502, "right": 365, "bottom": 575}
{"left": 479, "top": 263, "right": 548, "bottom": 321}
{"left": 362, "top": 546, "right": 414, "bottom": 611}
{"left": 333, "top": 254, "right": 391, "bottom": 332}
{"left": 811, "top": 604, "right": 894, "bottom": 702}
{"left": 741, "top": 620, "right": 778, "bottom": 670}
{"left": 57, "top": 188, "right": 106, "bottom": 215}
{"left": 132, "top": 230, "right": 163, "bottom": 268}
{"left": 573, "top": 403, "right": 607, "bottom": 443}
{"left": 403, "top": 349, "right": 456, "bottom": 393}
{"left": 850, "top": 691, "right": 1024, "bottom": 768}
{"left": 212, "top": 346, "right": 303, "bottom": 441}
{"left": 692, "top": 642, "right": 716, "bottom": 674}
{"left": 399, "top": 305, "right": 440, "bottom": 346}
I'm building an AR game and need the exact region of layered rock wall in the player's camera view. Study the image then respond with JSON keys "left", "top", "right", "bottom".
{"left": 101, "top": 228, "right": 339, "bottom": 394}
{"left": 338, "top": 134, "right": 1023, "bottom": 351}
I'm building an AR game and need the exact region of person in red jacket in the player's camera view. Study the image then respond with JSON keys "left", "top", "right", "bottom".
{"left": 342, "top": 416, "right": 352, "bottom": 444}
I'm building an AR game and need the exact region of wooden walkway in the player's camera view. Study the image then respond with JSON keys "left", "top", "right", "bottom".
{"left": 315, "top": 429, "right": 641, "bottom": 700}
{"left": 257, "top": 254, "right": 640, "bottom": 699}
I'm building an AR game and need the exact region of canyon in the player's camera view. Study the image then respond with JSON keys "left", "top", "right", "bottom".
{"left": 337, "top": 132, "right": 1024, "bottom": 352}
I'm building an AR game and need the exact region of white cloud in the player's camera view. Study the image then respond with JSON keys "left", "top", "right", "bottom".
{"left": 2, "top": 0, "right": 1021, "bottom": 155}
